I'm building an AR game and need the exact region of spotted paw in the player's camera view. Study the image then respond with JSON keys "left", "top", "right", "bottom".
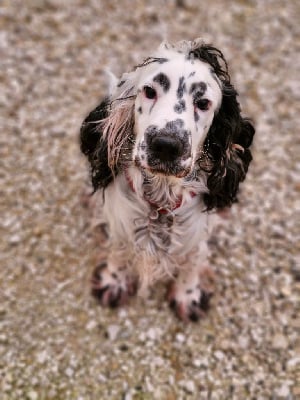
{"left": 167, "top": 268, "right": 214, "bottom": 322}
{"left": 91, "top": 263, "right": 137, "bottom": 308}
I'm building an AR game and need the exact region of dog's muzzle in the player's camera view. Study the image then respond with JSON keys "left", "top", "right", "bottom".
{"left": 142, "top": 121, "right": 192, "bottom": 176}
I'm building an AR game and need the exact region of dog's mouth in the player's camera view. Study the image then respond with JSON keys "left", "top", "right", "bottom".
{"left": 135, "top": 155, "right": 192, "bottom": 178}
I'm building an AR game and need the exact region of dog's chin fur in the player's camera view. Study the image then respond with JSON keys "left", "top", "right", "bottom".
{"left": 147, "top": 166, "right": 191, "bottom": 179}
{"left": 80, "top": 38, "right": 255, "bottom": 321}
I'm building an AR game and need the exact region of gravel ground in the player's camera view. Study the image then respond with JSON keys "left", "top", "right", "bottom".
{"left": 1, "top": 0, "right": 299, "bottom": 399}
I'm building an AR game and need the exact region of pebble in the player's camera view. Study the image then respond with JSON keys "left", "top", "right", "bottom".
{"left": 36, "top": 350, "right": 48, "bottom": 364}
{"left": 146, "top": 327, "right": 159, "bottom": 341}
{"left": 85, "top": 319, "right": 98, "bottom": 331}
{"left": 275, "top": 384, "right": 291, "bottom": 398}
{"left": 272, "top": 334, "right": 289, "bottom": 350}
{"left": 179, "top": 379, "right": 196, "bottom": 394}
{"left": 65, "top": 367, "right": 74, "bottom": 378}
{"left": 214, "top": 350, "right": 225, "bottom": 360}
{"left": 106, "top": 324, "right": 121, "bottom": 341}
{"left": 9, "top": 234, "right": 21, "bottom": 245}
{"left": 27, "top": 391, "right": 38, "bottom": 400}
{"left": 175, "top": 333, "right": 186, "bottom": 343}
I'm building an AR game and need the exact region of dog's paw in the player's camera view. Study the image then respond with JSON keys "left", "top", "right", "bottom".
{"left": 168, "top": 286, "right": 213, "bottom": 322}
{"left": 167, "top": 267, "right": 215, "bottom": 322}
{"left": 91, "top": 263, "right": 137, "bottom": 308}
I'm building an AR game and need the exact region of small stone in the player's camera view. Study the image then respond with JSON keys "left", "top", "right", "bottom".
{"left": 238, "top": 336, "right": 249, "bottom": 349}
{"left": 193, "top": 359, "right": 202, "bottom": 368}
{"left": 280, "top": 284, "right": 292, "bottom": 297}
{"left": 36, "top": 350, "right": 48, "bottom": 364}
{"left": 0, "top": 334, "right": 8, "bottom": 343}
{"left": 214, "top": 350, "right": 225, "bottom": 360}
{"left": 27, "top": 391, "right": 38, "bottom": 400}
{"left": 9, "top": 234, "right": 21, "bottom": 245}
{"left": 179, "top": 380, "right": 196, "bottom": 393}
{"left": 275, "top": 384, "right": 290, "bottom": 398}
{"left": 65, "top": 367, "right": 74, "bottom": 378}
{"left": 272, "top": 333, "right": 289, "bottom": 350}
{"left": 147, "top": 327, "right": 158, "bottom": 341}
{"left": 106, "top": 324, "right": 120, "bottom": 341}
{"left": 175, "top": 333, "right": 186, "bottom": 343}
{"left": 85, "top": 319, "right": 98, "bottom": 331}
{"left": 286, "top": 357, "right": 300, "bottom": 371}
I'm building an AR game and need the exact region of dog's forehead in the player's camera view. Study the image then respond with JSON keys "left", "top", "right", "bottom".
{"left": 139, "top": 55, "right": 215, "bottom": 87}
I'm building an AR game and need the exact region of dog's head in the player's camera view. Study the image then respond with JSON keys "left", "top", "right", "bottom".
{"left": 132, "top": 43, "right": 222, "bottom": 178}
{"left": 80, "top": 39, "right": 255, "bottom": 209}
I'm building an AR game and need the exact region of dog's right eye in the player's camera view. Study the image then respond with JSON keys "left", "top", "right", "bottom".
{"left": 143, "top": 86, "right": 157, "bottom": 99}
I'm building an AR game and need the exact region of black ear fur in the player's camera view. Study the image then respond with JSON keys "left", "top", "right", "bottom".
{"left": 190, "top": 45, "right": 255, "bottom": 210}
{"left": 80, "top": 98, "right": 115, "bottom": 191}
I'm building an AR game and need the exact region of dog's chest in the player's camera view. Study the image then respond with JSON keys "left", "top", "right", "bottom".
{"left": 134, "top": 209, "right": 174, "bottom": 251}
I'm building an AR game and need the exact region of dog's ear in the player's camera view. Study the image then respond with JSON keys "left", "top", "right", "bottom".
{"left": 203, "top": 82, "right": 255, "bottom": 210}
{"left": 80, "top": 98, "right": 115, "bottom": 191}
{"left": 190, "top": 44, "right": 255, "bottom": 210}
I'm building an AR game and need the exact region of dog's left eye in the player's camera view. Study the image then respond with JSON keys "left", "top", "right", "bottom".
{"left": 143, "top": 86, "right": 157, "bottom": 99}
{"left": 195, "top": 98, "right": 211, "bottom": 111}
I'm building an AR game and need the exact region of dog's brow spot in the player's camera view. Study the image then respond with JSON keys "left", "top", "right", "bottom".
{"left": 190, "top": 81, "right": 207, "bottom": 95}
{"left": 174, "top": 100, "right": 186, "bottom": 114}
{"left": 188, "top": 71, "right": 196, "bottom": 78}
{"left": 117, "top": 80, "right": 126, "bottom": 87}
{"left": 137, "top": 106, "right": 142, "bottom": 114}
{"left": 177, "top": 77, "right": 186, "bottom": 99}
{"left": 153, "top": 73, "right": 170, "bottom": 92}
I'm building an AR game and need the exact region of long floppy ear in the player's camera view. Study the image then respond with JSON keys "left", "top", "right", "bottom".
{"left": 80, "top": 88, "right": 135, "bottom": 192}
{"left": 190, "top": 45, "right": 255, "bottom": 210}
{"left": 80, "top": 98, "right": 115, "bottom": 191}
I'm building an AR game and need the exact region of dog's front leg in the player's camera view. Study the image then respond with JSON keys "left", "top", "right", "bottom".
{"left": 167, "top": 252, "right": 215, "bottom": 322}
{"left": 91, "top": 244, "right": 137, "bottom": 307}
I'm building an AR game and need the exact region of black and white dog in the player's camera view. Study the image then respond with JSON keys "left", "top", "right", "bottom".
{"left": 80, "top": 39, "right": 255, "bottom": 322}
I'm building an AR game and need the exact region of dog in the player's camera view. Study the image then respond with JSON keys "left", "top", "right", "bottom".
{"left": 80, "top": 39, "right": 255, "bottom": 322}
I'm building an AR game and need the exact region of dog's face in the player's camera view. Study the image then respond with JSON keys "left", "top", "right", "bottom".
{"left": 133, "top": 53, "right": 222, "bottom": 177}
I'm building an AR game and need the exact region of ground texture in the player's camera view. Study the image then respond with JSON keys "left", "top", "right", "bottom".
{"left": 1, "top": 0, "right": 299, "bottom": 399}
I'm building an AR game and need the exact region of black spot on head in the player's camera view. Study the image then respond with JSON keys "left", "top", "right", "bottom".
{"left": 177, "top": 77, "right": 186, "bottom": 99}
{"left": 153, "top": 73, "right": 170, "bottom": 92}
{"left": 188, "top": 71, "right": 196, "bottom": 78}
{"left": 190, "top": 81, "right": 207, "bottom": 96}
{"left": 174, "top": 100, "right": 186, "bottom": 114}
{"left": 137, "top": 106, "right": 142, "bottom": 114}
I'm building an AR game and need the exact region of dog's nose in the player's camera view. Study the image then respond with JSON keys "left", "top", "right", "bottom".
{"left": 149, "top": 136, "right": 184, "bottom": 162}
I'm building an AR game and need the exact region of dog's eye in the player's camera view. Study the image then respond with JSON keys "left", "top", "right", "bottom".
{"left": 195, "top": 99, "right": 211, "bottom": 111}
{"left": 144, "top": 86, "right": 157, "bottom": 100}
